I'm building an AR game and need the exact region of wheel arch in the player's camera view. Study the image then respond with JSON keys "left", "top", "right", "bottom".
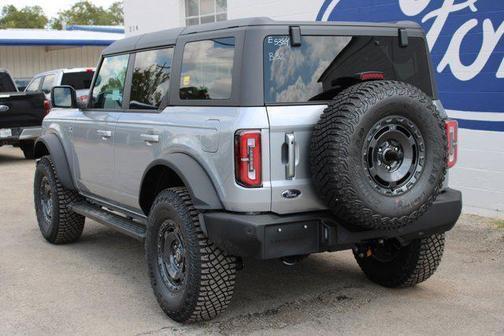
{"left": 139, "top": 154, "right": 223, "bottom": 215}
{"left": 34, "top": 133, "right": 75, "bottom": 190}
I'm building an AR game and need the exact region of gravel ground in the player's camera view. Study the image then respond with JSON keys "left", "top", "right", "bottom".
{"left": 1, "top": 145, "right": 503, "bottom": 336}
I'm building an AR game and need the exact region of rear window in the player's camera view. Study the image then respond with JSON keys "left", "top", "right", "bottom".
{"left": 61, "top": 71, "right": 95, "bottom": 90}
{"left": 0, "top": 72, "right": 16, "bottom": 92}
{"left": 179, "top": 37, "right": 235, "bottom": 100}
{"left": 130, "top": 47, "right": 174, "bottom": 110}
{"left": 264, "top": 35, "right": 432, "bottom": 104}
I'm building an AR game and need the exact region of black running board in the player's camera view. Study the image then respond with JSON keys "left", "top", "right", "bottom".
{"left": 71, "top": 201, "right": 146, "bottom": 241}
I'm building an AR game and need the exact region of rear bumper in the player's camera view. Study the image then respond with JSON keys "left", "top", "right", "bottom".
{"left": 203, "top": 188, "right": 462, "bottom": 259}
{"left": 0, "top": 126, "right": 41, "bottom": 145}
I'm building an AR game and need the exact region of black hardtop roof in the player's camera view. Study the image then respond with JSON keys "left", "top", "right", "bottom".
{"left": 103, "top": 17, "right": 421, "bottom": 56}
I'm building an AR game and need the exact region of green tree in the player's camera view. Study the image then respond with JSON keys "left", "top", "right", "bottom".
{"left": 50, "top": 1, "right": 123, "bottom": 30}
{"left": 0, "top": 5, "right": 48, "bottom": 29}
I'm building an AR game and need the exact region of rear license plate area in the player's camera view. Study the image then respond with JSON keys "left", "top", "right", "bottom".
{"left": 264, "top": 221, "right": 319, "bottom": 259}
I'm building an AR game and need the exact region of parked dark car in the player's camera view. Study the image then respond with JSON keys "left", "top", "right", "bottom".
{"left": 0, "top": 69, "right": 49, "bottom": 159}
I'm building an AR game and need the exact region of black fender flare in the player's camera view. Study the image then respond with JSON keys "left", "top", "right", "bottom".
{"left": 34, "top": 133, "right": 75, "bottom": 190}
{"left": 142, "top": 154, "right": 223, "bottom": 210}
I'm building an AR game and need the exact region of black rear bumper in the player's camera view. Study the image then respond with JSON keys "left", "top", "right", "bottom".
{"left": 202, "top": 189, "right": 462, "bottom": 259}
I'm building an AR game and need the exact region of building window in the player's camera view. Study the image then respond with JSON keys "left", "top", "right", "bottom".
{"left": 185, "top": 0, "right": 227, "bottom": 26}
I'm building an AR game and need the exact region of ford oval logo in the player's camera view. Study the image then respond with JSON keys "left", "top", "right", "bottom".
{"left": 0, "top": 105, "right": 9, "bottom": 112}
{"left": 282, "top": 189, "right": 301, "bottom": 199}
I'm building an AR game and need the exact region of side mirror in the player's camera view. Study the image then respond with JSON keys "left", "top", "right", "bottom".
{"left": 51, "top": 86, "right": 77, "bottom": 108}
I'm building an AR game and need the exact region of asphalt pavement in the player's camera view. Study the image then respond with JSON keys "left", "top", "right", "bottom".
{"left": 1, "top": 145, "right": 503, "bottom": 336}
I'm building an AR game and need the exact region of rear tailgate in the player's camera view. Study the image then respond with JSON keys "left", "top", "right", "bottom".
{"left": 264, "top": 32, "right": 435, "bottom": 214}
{"left": 0, "top": 92, "right": 46, "bottom": 128}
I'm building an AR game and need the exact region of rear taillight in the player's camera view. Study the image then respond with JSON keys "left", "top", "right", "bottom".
{"left": 43, "top": 100, "right": 51, "bottom": 116}
{"left": 445, "top": 119, "right": 458, "bottom": 168}
{"left": 235, "top": 130, "right": 262, "bottom": 188}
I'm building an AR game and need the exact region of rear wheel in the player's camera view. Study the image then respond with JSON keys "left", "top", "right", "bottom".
{"left": 34, "top": 156, "right": 85, "bottom": 244}
{"left": 353, "top": 233, "right": 445, "bottom": 288}
{"left": 145, "top": 187, "right": 237, "bottom": 323}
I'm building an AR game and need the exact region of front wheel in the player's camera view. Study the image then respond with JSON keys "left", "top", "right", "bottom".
{"left": 145, "top": 187, "right": 237, "bottom": 323}
{"left": 34, "top": 156, "right": 85, "bottom": 244}
{"left": 354, "top": 233, "right": 445, "bottom": 288}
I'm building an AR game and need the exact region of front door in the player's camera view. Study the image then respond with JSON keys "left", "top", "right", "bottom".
{"left": 71, "top": 53, "right": 129, "bottom": 201}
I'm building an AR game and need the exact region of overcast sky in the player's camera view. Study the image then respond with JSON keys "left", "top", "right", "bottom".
{"left": 0, "top": 0, "right": 120, "bottom": 18}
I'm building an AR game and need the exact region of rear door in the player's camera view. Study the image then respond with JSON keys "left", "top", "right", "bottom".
{"left": 71, "top": 54, "right": 129, "bottom": 200}
{"left": 113, "top": 46, "right": 175, "bottom": 209}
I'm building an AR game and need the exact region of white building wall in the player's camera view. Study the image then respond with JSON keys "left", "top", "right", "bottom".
{"left": 227, "top": 0, "right": 320, "bottom": 21}
{"left": 124, "top": 0, "right": 321, "bottom": 35}
{"left": 124, "top": 0, "right": 186, "bottom": 35}
{"left": 0, "top": 46, "right": 104, "bottom": 78}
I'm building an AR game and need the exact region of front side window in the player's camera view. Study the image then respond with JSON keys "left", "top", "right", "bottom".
{"left": 179, "top": 37, "right": 235, "bottom": 100}
{"left": 185, "top": 0, "right": 227, "bottom": 26}
{"left": 264, "top": 35, "right": 432, "bottom": 104}
{"left": 90, "top": 54, "right": 129, "bottom": 109}
{"left": 41, "top": 74, "right": 56, "bottom": 94}
{"left": 130, "top": 48, "right": 174, "bottom": 109}
{"left": 25, "top": 76, "right": 42, "bottom": 92}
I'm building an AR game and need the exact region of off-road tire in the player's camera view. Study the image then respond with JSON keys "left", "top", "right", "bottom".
{"left": 310, "top": 81, "right": 447, "bottom": 231}
{"left": 20, "top": 142, "right": 35, "bottom": 159}
{"left": 34, "top": 156, "right": 85, "bottom": 244}
{"left": 145, "top": 187, "right": 237, "bottom": 323}
{"left": 354, "top": 233, "right": 445, "bottom": 288}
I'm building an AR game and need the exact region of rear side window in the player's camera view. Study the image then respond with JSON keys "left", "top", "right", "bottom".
{"left": 41, "top": 74, "right": 56, "bottom": 94}
{"left": 25, "top": 76, "right": 42, "bottom": 92}
{"left": 0, "top": 72, "right": 16, "bottom": 92}
{"left": 61, "top": 71, "right": 94, "bottom": 90}
{"left": 179, "top": 37, "right": 235, "bottom": 100}
{"left": 130, "top": 47, "right": 174, "bottom": 110}
{"left": 91, "top": 54, "right": 129, "bottom": 109}
{"left": 264, "top": 35, "right": 433, "bottom": 104}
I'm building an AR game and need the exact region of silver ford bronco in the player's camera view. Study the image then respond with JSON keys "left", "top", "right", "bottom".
{"left": 33, "top": 18, "right": 462, "bottom": 323}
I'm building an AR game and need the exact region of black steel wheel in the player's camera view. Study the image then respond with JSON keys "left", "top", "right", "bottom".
{"left": 146, "top": 187, "right": 238, "bottom": 323}
{"left": 34, "top": 156, "right": 85, "bottom": 244}
{"left": 157, "top": 219, "right": 186, "bottom": 291}
{"left": 363, "top": 116, "right": 425, "bottom": 196}
{"left": 311, "top": 81, "right": 447, "bottom": 231}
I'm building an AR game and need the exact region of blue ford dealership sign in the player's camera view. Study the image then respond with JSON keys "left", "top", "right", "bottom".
{"left": 317, "top": 0, "right": 504, "bottom": 131}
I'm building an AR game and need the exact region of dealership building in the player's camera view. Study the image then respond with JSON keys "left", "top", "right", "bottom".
{"left": 0, "top": 26, "right": 123, "bottom": 83}
{"left": 123, "top": 0, "right": 503, "bottom": 217}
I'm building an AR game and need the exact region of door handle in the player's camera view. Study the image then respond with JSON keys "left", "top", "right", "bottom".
{"left": 285, "top": 133, "right": 296, "bottom": 179}
{"left": 96, "top": 129, "right": 112, "bottom": 139}
{"left": 141, "top": 133, "right": 160, "bottom": 144}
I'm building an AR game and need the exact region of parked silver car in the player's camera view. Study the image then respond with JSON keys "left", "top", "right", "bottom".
{"left": 33, "top": 18, "right": 462, "bottom": 323}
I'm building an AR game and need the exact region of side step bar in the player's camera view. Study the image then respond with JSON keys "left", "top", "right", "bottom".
{"left": 71, "top": 201, "right": 147, "bottom": 241}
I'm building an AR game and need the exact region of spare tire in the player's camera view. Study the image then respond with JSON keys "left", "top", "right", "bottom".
{"left": 310, "top": 81, "right": 446, "bottom": 231}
